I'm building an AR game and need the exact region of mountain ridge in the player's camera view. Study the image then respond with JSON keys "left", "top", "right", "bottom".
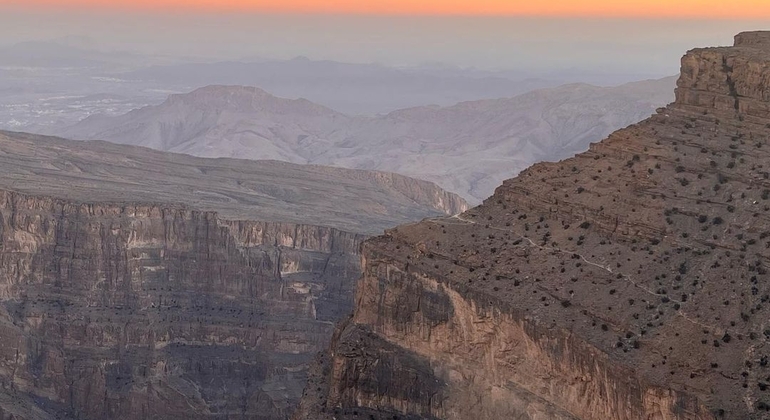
{"left": 0, "top": 130, "right": 467, "bottom": 235}
{"left": 59, "top": 77, "right": 676, "bottom": 202}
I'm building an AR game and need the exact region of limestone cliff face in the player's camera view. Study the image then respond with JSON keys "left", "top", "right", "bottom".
{"left": 0, "top": 189, "right": 364, "bottom": 420}
{"left": 304, "top": 244, "right": 712, "bottom": 420}
{"left": 300, "top": 32, "right": 770, "bottom": 420}
{"left": 676, "top": 31, "right": 770, "bottom": 120}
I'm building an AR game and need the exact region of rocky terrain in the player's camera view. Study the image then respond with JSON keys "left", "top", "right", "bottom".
{"left": 57, "top": 78, "right": 675, "bottom": 202}
{"left": 0, "top": 131, "right": 466, "bottom": 420}
{"left": 0, "top": 131, "right": 466, "bottom": 234}
{"left": 296, "top": 31, "right": 770, "bottom": 420}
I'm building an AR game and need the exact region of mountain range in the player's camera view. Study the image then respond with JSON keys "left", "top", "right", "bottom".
{"left": 0, "top": 130, "right": 466, "bottom": 234}
{"left": 121, "top": 58, "right": 562, "bottom": 115}
{"left": 59, "top": 78, "right": 676, "bottom": 201}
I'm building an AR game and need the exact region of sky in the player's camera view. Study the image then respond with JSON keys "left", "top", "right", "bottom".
{"left": 1, "top": 2, "right": 769, "bottom": 79}
{"left": 7, "top": 0, "right": 770, "bottom": 18}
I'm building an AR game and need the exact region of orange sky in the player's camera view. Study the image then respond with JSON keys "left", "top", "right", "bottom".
{"left": 6, "top": 0, "right": 770, "bottom": 18}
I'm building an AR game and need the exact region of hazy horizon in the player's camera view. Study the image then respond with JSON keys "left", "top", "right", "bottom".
{"left": 1, "top": 11, "right": 767, "bottom": 76}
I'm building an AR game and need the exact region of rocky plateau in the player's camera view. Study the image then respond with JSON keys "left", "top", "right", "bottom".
{"left": 296, "top": 31, "right": 770, "bottom": 420}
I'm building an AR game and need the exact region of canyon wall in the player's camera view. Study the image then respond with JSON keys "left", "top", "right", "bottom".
{"left": 300, "top": 31, "right": 770, "bottom": 420}
{"left": 0, "top": 189, "right": 364, "bottom": 420}
{"left": 676, "top": 31, "right": 770, "bottom": 121}
{"left": 299, "top": 242, "right": 713, "bottom": 420}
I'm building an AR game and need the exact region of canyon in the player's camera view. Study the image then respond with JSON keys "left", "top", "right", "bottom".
{"left": 0, "top": 131, "right": 466, "bottom": 420}
{"left": 296, "top": 31, "right": 770, "bottom": 420}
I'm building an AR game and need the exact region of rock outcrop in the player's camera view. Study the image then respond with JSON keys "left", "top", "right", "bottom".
{"left": 0, "top": 132, "right": 465, "bottom": 419}
{"left": 299, "top": 32, "right": 770, "bottom": 420}
{"left": 677, "top": 31, "right": 770, "bottom": 121}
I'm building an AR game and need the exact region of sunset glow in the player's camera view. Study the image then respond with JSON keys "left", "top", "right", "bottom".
{"left": 6, "top": 0, "right": 770, "bottom": 18}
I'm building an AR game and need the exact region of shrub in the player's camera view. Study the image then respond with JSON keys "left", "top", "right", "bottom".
{"left": 717, "top": 173, "right": 728, "bottom": 184}
{"left": 678, "top": 262, "right": 688, "bottom": 274}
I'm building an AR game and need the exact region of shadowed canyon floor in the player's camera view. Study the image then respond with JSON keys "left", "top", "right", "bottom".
{"left": 0, "top": 132, "right": 465, "bottom": 420}
{"left": 296, "top": 31, "right": 770, "bottom": 420}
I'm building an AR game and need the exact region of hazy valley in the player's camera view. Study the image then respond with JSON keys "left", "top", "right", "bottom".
{"left": 56, "top": 78, "right": 675, "bottom": 201}
{"left": 0, "top": 39, "right": 566, "bottom": 132}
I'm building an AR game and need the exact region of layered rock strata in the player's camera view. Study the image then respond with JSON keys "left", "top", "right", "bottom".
{"left": 300, "top": 32, "right": 770, "bottom": 420}
{"left": 0, "top": 132, "right": 465, "bottom": 419}
{"left": 0, "top": 189, "right": 363, "bottom": 420}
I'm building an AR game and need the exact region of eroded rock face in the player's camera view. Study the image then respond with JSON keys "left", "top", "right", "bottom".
{"left": 676, "top": 31, "right": 770, "bottom": 120}
{"left": 0, "top": 189, "right": 364, "bottom": 420}
{"left": 300, "top": 32, "right": 770, "bottom": 420}
{"left": 0, "top": 127, "right": 465, "bottom": 420}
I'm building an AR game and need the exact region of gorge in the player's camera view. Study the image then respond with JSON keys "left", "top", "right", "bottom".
{"left": 2, "top": 30, "right": 769, "bottom": 420}
{"left": 0, "top": 131, "right": 466, "bottom": 420}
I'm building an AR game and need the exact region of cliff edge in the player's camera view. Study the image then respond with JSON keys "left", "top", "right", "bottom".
{"left": 0, "top": 132, "right": 466, "bottom": 420}
{"left": 299, "top": 31, "right": 770, "bottom": 420}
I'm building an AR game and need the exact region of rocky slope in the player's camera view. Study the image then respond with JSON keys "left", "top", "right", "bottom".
{"left": 0, "top": 131, "right": 466, "bottom": 420}
{"left": 0, "top": 131, "right": 466, "bottom": 235}
{"left": 57, "top": 78, "right": 675, "bottom": 202}
{"left": 297, "top": 31, "right": 770, "bottom": 420}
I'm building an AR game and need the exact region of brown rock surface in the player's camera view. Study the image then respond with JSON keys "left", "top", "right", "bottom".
{"left": 0, "top": 132, "right": 465, "bottom": 419}
{"left": 0, "top": 131, "right": 467, "bottom": 235}
{"left": 299, "top": 32, "right": 770, "bottom": 420}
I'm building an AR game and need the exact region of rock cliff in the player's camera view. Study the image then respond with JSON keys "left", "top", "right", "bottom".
{"left": 299, "top": 32, "right": 770, "bottom": 420}
{"left": 0, "top": 132, "right": 466, "bottom": 419}
{"left": 0, "top": 190, "right": 362, "bottom": 420}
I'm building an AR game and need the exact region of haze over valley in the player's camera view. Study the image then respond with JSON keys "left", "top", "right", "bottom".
{"left": 56, "top": 79, "right": 675, "bottom": 201}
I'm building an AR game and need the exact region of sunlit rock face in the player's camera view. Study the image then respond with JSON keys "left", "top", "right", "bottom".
{"left": 298, "top": 32, "right": 770, "bottom": 420}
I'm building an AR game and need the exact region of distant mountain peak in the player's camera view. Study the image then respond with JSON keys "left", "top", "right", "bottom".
{"left": 162, "top": 85, "right": 340, "bottom": 116}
